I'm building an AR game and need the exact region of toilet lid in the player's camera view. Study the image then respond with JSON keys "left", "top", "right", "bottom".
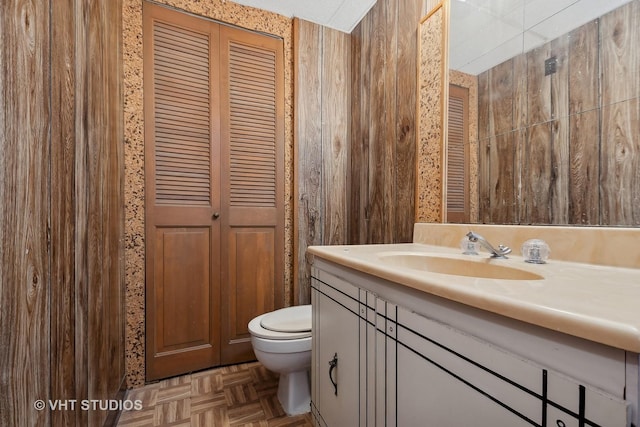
{"left": 260, "top": 305, "right": 311, "bottom": 333}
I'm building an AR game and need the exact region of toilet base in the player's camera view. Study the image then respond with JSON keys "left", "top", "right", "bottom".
{"left": 277, "top": 369, "right": 310, "bottom": 416}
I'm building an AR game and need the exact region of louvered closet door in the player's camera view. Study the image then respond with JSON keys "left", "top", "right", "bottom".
{"left": 144, "top": 2, "right": 285, "bottom": 378}
{"left": 219, "top": 27, "right": 285, "bottom": 364}
{"left": 143, "top": 3, "right": 222, "bottom": 380}
{"left": 447, "top": 84, "right": 470, "bottom": 223}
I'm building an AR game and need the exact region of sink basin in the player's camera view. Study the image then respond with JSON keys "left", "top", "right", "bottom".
{"left": 378, "top": 253, "right": 544, "bottom": 281}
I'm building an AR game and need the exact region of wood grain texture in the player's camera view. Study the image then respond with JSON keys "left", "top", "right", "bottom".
{"left": 0, "top": 1, "right": 51, "bottom": 425}
{"left": 1, "top": 0, "right": 125, "bottom": 425}
{"left": 351, "top": 0, "right": 421, "bottom": 239}
{"left": 77, "top": 1, "right": 126, "bottom": 425}
{"left": 600, "top": 99, "right": 640, "bottom": 224}
{"left": 489, "top": 132, "right": 517, "bottom": 224}
{"left": 322, "top": 29, "right": 350, "bottom": 247}
{"left": 477, "top": 1, "right": 640, "bottom": 226}
{"left": 220, "top": 25, "right": 285, "bottom": 364}
{"left": 600, "top": 1, "right": 640, "bottom": 107}
{"left": 50, "top": 0, "right": 78, "bottom": 426}
{"left": 294, "top": 0, "right": 420, "bottom": 302}
{"left": 396, "top": 0, "right": 420, "bottom": 236}
{"left": 568, "top": 20, "right": 599, "bottom": 115}
{"left": 350, "top": 12, "right": 370, "bottom": 244}
{"left": 293, "top": 19, "right": 322, "bottom": 306}
{"left": 366, "top": 2, "right": 388, "bottom": 242}
{"left": 293, "top": 20, "right": 350, "bottom": 305}
{"left": 569, "top": 110, "right": 600, "bottom": 224}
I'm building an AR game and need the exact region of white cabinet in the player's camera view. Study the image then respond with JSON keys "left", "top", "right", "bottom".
{"left": 311, "top": 271, "right": 363, "bottom": 427}
{"left": 393, "top": 307, "right": 629, "bottom": 427}
{"left": 311, "top": 262, "right": 633, "bottom": 427}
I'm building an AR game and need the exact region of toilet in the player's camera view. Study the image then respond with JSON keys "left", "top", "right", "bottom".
{"left": 248, "top": 305, "right": 312, "bottom": 416}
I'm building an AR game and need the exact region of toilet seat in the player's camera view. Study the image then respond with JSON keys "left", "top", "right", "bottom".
{"left": 249, "top": 305, "right": 311, "bottom": 340}
{"left": 261, "top": 305, "right": 311, "bottom": 333}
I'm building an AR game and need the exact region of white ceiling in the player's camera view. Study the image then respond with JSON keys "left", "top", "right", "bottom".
{"left": 450, "top": 0, "right": 633, "bottom": 75}
{"left": 230, "top": 0, "right": 377, "bottom": 33}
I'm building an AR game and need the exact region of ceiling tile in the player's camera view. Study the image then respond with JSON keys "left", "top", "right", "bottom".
{"left": 230, "top": 0, "right": 375, "bottom": 33}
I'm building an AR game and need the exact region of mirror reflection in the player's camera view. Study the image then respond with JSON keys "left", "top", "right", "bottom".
{"left": 446, "top": 0, "right": 640, "bottom": 226}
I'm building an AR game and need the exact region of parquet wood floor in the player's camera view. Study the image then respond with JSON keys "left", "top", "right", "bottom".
{"left": 117, "top": 362, "right": 313, "bottom": 427}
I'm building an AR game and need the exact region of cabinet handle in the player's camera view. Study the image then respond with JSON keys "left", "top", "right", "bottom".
{"left": 212, "top": 212, "right": 220, "bottom": 220}
{"left": 328, "top": 353, "right": 338, "bottom": 395}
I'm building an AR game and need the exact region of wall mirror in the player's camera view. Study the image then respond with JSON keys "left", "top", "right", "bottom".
{"left": 442, "top": 0, "right": 640, "bottom": 226}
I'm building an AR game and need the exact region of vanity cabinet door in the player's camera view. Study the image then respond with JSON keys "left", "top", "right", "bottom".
{"left": 546, "top": 370, "right": 629, "bottom": 427}
{"left": 395, "top": 307, "right": 630, "bottom": 427}
{"left": 395, "top": 307, "right": 545, "bottom": 427}
{"left": 311, "top": 274, "right": 361, "bottom": 427}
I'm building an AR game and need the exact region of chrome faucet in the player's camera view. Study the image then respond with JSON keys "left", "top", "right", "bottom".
{"left": 466, "top": 231, "right": 512, "bottom": 259}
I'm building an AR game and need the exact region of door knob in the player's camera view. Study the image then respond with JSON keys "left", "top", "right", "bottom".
{"left": 212, "top": 212, "right": 220, "bottom": 220}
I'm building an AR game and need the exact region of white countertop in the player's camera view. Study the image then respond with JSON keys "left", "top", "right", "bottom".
{"left": 308, "top": 243, "right": 640, "bottom": 353}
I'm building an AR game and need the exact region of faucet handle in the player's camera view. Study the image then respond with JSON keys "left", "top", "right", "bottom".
{"left": 460, "top": 236, "right": 480, "bottom": 255}
{"left": 497, "top": 245, "right": 512, "bottom": 255}
{"left": 521, "top": 239, "right": 550, "bottom": 264}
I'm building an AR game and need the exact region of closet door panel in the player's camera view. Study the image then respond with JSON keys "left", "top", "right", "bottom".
{"left": 219, "top": 26, "right": 285, "bottom": 364}
{"left": 143, "top": 2, "right": 221, "bottom": 380}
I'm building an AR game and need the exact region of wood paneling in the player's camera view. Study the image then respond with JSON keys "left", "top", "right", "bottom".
{"left": 294, "top": 20, "right": 350, "bottom": 304}
{"left": 322, "top": 29, "right": 350, "bottom": 247}
{"left": 293, "top": 19, "right": 323, "bottom": 305}
{"left": 0, "top": 1, "right": 51, "bottom": 425}
{"left": 350, "top": 0, "right": 420, "bottom": 241}
{"left": 599, "top": 1, "right": 640, "bottom": 225}
{"left": 600, "top": 99, "right": 640, "bottom": 225}
{"left": 1, "top": 0, "right": 125, "bottom": 425}
{"left": 294, "top": 0, "right": 421, "bottom": 303}
{"left": 478, "top": 1, "right": 640, "bottom": 226}
{"left": 50, "top": 1, "right": 78, "bottom": 426}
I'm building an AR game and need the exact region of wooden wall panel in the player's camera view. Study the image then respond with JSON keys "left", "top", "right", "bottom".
{"left": 350, "top": 15, "right": 369, "bottom": 244}
{"left": 600, "top": 1, "right": 640, "bottom": 107}
{"left": 599, "top": 1, "right": 640, "bottom": 225}
{"left": 294, "top": 20, "right": 350, "bottom": 304}
{"left": 569, "top": 110, "right": 600, "bottom": 224}
{"left": 294, "top": 20, "right": 322, "bottom": 305}
{"left": 350, "top": 0, "right": 420, "bottom": 241}
{"left": 478, "top": 1, "right": 640, "bottom": 226}
{"left": 0, "top": 1, "right": 51, "bottom": 425}
{"left": 295, "top": 0, "right": 420, "bottom": 302}
{"left": 1, "top": 0, "right": 125, "bottom": 425}
{"left": 396, "top": 0, "right": 421, "bottom": 237}
{"left": 568, "top": 21, "right": 599, "bottom": 115}
{"left": 600, "top": 100, "right": 640, "bottom": 225}
{"left": 78, "top": 1, "right": 126, "bottom": 424}
{"left": 50, "top": 0, "right": 78, "bottom": 426}
{"left": 322, "top": 30, "right": 350, "bottom": 246}
{"left": 568, "top": 21, "right": 600, "bottom": 225}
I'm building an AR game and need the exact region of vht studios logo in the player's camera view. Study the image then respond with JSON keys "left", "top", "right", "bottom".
{"left": 34, "top": 399, "right": 143, "bottom": 411}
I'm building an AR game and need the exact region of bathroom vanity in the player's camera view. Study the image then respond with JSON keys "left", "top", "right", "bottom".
{"left": 309, "top": 224, "right": 640, "bottom": 427}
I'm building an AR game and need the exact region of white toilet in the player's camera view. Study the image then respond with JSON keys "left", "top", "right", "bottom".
{"left": 248, "top": 305, "right": 312, "bottom": 416}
